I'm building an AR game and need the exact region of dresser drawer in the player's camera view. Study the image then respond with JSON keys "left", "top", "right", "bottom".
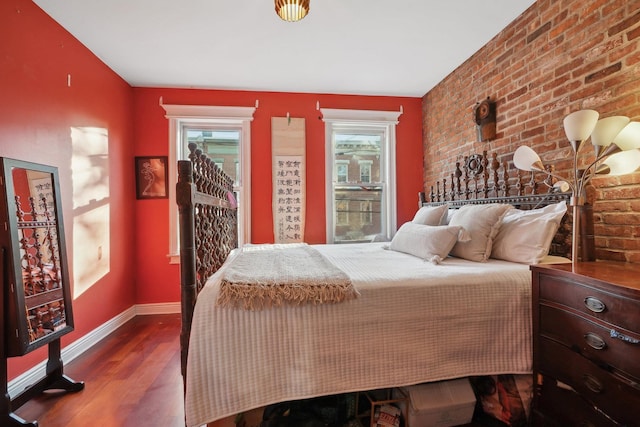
{"left": 540, "top": 305, "right": 640, "bottom": 381}
{"left": 538, "top": 272, "right": 640, "bottom": 334}
{"left": 535, "top": 375, "right": 619, "bottom": 427}
{"left": 539, "top": 338, "right": 640, "bottom": 425}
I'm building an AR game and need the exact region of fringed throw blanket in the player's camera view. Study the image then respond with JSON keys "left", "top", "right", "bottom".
{"left": 217, "top": 244, "right": 358, "bottom": 310}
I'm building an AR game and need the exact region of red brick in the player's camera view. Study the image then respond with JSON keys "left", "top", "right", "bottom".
{"left": 605, "top": 237, "right": 640, "bottom": 250}
{"left": 626, "top": 252, "right": 640, "bottom": 263}
{"left": 552, "top": 81, "right": 582, "bottom": 99}
{"left": 550, "top": 13, "right": 576, "bottom": 39}
{"left": 608, "top": 10, "right": 640, "bottom": 35}
{"left": 594, "top": 200, "right": 630, "bottom": 212}
{"left": 586, "top": 36, "right": 624, "bottom": 61}
{"left": 527, "top": 21, "right": 552, "bottom": 44}
{"left": 609, "top": 41, "right": 637, "bottom": 63}
{"left": 601, "top": 212, "right": 640, "bottom": 224}
{"left": 585, "top": 62, "right": 623, "bottom": 84}
{"left": 555, "top": 57, "right": 585, "bottom": 78}
{"left": 628, "top": 26, "right": 640, "bottom": 41}
{"left": 597, "top": 93, "right": 638, "bottom": 113}
{"left": 594, "top": 223, "right": 633, "bottom": 237}
{"left": 626, "top": 50, "right": 640, "bottom": 66}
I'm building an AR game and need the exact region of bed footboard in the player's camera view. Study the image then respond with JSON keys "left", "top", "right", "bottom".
{"left": 176, "top": 143, "right": 238, "bottom": 381}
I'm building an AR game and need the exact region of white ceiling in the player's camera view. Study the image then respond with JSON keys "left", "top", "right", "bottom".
{"left": 33, "top": 0, "right": 535, "bottom": 98}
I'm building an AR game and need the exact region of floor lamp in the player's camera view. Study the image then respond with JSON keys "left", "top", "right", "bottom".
{"left": 513, "top": 110, "right": 640, "bottom": 263}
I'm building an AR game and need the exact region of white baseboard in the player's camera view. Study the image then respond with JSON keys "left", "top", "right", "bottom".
{"left": 8, "top": 302, "right": 180, "bottom": 398}
{"left": 135, "top": 301, "right": 181, "bottom": 315}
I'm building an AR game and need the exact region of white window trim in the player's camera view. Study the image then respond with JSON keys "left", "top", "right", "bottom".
{"left": 320, "top": 108, "right": 402, "bottom": 243}
{"left": 161, "top": 100, "right": 256, "bottom": 262}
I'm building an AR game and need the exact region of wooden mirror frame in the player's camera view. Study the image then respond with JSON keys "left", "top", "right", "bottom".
{"left": 0, "top": 158, "right": 83, "bottom": 427}
{"left": 0, "top": 158, "right": 74, "bottom": 356}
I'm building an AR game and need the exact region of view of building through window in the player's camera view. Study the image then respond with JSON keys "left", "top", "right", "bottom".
{"left": 185, "top": 129, "right": 240, "bottom": 184}
{"left": 333, "top": 132, "right": 383, "bottom": 242}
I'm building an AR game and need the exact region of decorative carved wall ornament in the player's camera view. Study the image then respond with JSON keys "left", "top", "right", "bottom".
{"left": 474, "top": 97, "right": 496, "bottom": 142}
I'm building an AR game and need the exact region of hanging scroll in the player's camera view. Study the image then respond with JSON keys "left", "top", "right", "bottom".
{"left": 272, "top": 117, "right": 305, "bottom": 243}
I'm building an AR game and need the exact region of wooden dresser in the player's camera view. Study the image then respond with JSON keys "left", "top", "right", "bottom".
{"left": 530, "top": 262, "right": 640, "bottom": 426}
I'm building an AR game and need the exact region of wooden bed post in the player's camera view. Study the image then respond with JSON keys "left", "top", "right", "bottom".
{"left": 176, "top": 144, "right": 238, "bottom": 394}
{"left": 176, "top": 160, "right": 197, "bottom": 382}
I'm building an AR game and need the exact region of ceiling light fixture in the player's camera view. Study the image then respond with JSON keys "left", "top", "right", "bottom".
{"left": 275, "top": 0, "right": 310, "bottom": 22}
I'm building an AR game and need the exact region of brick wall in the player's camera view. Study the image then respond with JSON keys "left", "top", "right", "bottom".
{"left": 422, "top": 0, "right": 640, "bottom": 262}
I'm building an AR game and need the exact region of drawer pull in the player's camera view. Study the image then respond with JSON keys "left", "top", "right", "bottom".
{"left": 584, "top": 296, "right": 605, "bottom": 313}
{"left": 582, "top": 374, "right": 603, "bottom": 394}
{"left": 610, "top": 329, "right": 640, "bottom": 345}
{"left": 584, "top": 332, "right": 606, "bottom": 350}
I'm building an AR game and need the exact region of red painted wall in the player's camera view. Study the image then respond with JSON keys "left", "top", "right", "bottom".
{"left": 1, "top": 0, "right": 423, "bottom": 381}
{"left": 1, "top": 0, "right": 136, "bottom": 379}
{"left": 133, "top": 88, "right": 424, "bottom": 303}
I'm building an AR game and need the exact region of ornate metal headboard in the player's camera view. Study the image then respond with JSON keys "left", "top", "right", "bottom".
{"left": 176, "top": 143, "right": 238, "bottom": 380}
{"left": 420, "top": 150, "right": 594, "bottom": 260}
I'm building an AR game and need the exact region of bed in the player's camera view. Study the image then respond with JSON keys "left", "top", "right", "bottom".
{"left": 176, "top": 145, "right": 593, "bottom": 427}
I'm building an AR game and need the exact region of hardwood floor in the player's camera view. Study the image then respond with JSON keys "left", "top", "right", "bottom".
{"left": 14, "top": 314, "right": 185, "bottom": 427}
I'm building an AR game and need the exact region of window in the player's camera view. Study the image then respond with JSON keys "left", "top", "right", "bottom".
{"left": 336, "top": 160, "right": 349, "bottom": 183}
{"left": 212, "top": 157, "right": 225, "bottom": 169}
{"left": 161, "top": 102, "right": 256, "bottom": 260}
{"left": 185, "top": 131, "right": 235, "bottom": 180}
{"left": 360, "top": 200, "right": 373, "bottom": 225}
{"left": 359, "top": 160, "right": 372, "bottom": 183}
{"left": 336, "top": 200, "right": 349, "bottom": 226}
{"left": 321, "top": 108, "right": 402, "bottom": 243}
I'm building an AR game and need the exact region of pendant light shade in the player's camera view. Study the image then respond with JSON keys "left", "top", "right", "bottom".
{"left": 275, "top": 0, "right": 310, "bottom": 22}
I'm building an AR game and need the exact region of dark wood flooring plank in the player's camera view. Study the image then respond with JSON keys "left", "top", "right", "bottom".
{"left": 13, "top": 314, "right": 184, "bottom": 427}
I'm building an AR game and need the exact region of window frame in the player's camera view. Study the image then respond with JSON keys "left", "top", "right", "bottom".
{"left": 161, "top": 102, "right": 256, "bottom": 261}
{"left": 321, "top": 108, "right": 402, "bottom": 244}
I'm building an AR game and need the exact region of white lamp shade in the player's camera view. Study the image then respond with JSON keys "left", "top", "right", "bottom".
{"left": 553, "top": 180, "right": 571, "bottom": 192}
{"left": 613, "top": 122, "right": 640, "bottom": 151}
{"left": 563, "top": 109, "right": 599, "bottom": 142}
{"left": 513, "top": 146, "right": 543, "bottom": 171}
{"left": 590, "top": 116, "right": 630, "bottom": 147}
{"left": 600, "top": 150, "right": 640, "bottom": 175}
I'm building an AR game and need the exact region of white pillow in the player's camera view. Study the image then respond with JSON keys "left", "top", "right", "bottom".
{"left": 441, "top": 208, "right": 457, "bottom": 225}
{"left": 491, "top": 201, "right": 567, "bottom": 264}
{"left": 389, "top": 222, "right": 463, "bottom": 264}
{"left": 412, "top": 204, "right": 448, "bottom": 226}
{"left": 449, "top": 203, "right": 512, "bottom": 262}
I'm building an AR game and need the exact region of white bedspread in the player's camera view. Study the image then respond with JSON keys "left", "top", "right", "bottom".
{"left": 185, "top": 243, "right": 533, "bottom": 427}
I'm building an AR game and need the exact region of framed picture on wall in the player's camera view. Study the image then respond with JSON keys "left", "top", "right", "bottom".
{"left": 135, "top": 156, "right": 169, "bottom": 199}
